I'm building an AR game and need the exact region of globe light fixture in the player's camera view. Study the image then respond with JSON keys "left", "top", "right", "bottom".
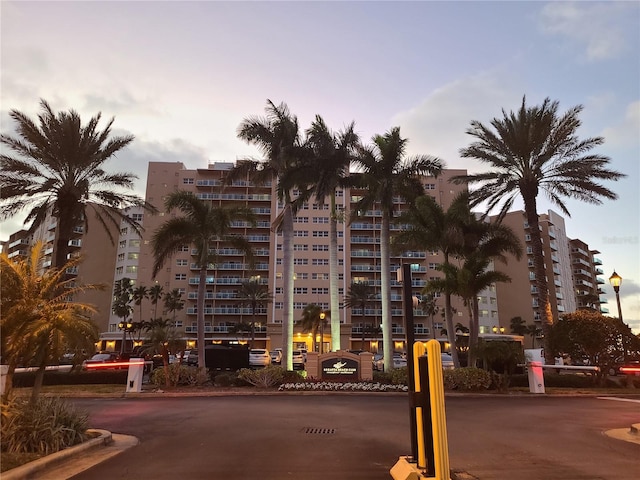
{"left": 608, "top": 271, "right": 623, "bottom": 322}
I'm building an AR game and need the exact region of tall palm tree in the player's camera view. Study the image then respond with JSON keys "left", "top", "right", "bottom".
{"left": 163, "top": 288, "right": 185, "bottom": 326}
{"left": 420, "top": 292, "right": 439, "bottom": 339}
{"left": 353, "top": 128, "right": 443, "bottom": 371}
{"left": 452, "top": 96, "right": 625, "bottom": 363}
{"left": 132, "top": 285, "right": 148, "bottom": 323}
{"left": 344, "top": 281, "right": 376, "bottom": 351}
{"left": 151, "top": 191, "right": 256, "bottom": 370}
{"left": 0, "top": 242, "right": 101, "bottom": 401}
{"left": 292, "top": 116, "right": 360, "bottom": 351}
{"left": 236, "top": 279, "right": 272, "bottom": 349}
{"left": 0, "top": 99, "right": 156, "bottom": 269}
{"left": 228, "top": 100, "right": 304, "bottom": 371}
{"left": 148, "top": 284, "right": 164, "bottom": 321}
{"left": 112, "top": 278, "right": 134, "bottom": 353}
{"left": 297, "top": 303, "right": 325, "bottom": 353}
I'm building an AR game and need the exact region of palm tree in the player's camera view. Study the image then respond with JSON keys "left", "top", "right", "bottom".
{"left": 163, "top": 288, "right": 185, "bottom": 326}
{"left": 453, "top": 97, "right": 625, "bottom": 363}
{"left": 392, "top": 193, "right": 470, "bottom": 367}
{"left": 151, "top": 191, "right": 256, "bottom": 370}
{"left": 344, "top": 281, "right": 376, "bottom": 351}
{"left": 132, "top": 285, "right": 149, "bottom": 323}
{"left": 297, "top": 303, "right": 325, "bottom": 354}
{"left": 353, "top": 127, "right": 444, "bottom": 371}
{"left": 145, "top": 318, "right": 186, "bottom": 387}
{"left": 148, "top": 284, "right": 164, "bottom": 321}
{"left": 0, "top": 99, "right": 156, "bottom": 269}
{"left": 112, "top": 278, "right": 134, "bottom": 353}
{"left": 293, "top": 116, "right": 360, "bottom": 351}
{"left": 228, "top": 100, "right": 304, "bottom": 371}
{"left": 236, "top": 279, "right": 272, "bottom": 349}
{"left": 421, "top": 292, "right": 439, "bottom": 339}
{"left": 0, "top": 242, "right": 101, "bottom": 401}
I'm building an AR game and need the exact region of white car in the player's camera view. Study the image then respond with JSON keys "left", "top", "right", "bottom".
{"left": 292, "top": 350, "right": 306, "bottom": 370}
{"left": 270, "top": 348, "right": 283, "bottom": 364}
{"left": 249, "top": 349, "right": 271, "bottom": 367}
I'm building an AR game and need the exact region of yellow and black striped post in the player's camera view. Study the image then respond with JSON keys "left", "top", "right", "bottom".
{"left": 390, "top": 339, "right": 451, "bottom": 480}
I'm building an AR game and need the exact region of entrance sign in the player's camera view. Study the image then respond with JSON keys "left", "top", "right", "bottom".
{"left": 321, "top": 357, "right": 358, "bottom": 381}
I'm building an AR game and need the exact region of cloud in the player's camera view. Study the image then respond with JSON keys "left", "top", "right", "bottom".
{"left": 539, "top": 2, "right": 634, "bottom": 61}
{"left": 600, "top": 100, "right": 640, "bottom": 149}
{"left": 391, "top": 71, "right": 523, "bottom": 170}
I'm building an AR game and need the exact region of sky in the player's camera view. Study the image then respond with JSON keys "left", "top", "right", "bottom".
{"left": 1, "top": 0, "right": 639, "bottom": 332}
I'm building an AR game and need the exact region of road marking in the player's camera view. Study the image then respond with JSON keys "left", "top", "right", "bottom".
{"left": 597, "top": 396, "right": 640, "bottom": 403}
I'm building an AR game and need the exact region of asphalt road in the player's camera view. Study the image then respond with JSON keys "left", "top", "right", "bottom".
{"left": 68, "top": 394, "right": 639, "bottom": 480}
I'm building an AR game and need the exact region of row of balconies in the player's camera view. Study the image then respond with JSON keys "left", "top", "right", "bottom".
{"left": 189, "top": 262, "right": 270, "bottom": 271}
{"left": 186, "top": 307, "right": 269, "bottom": 315}
{"left": 184, "top": 325, "right": 268, "bottom": 334}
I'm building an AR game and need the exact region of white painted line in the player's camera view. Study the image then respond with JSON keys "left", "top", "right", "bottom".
{"left": 597, "top": 396, "right": 640, "bottom": 404}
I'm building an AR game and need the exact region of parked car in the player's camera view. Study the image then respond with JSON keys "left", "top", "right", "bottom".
{"left": 440, "top": 353, "right": 455, "bottom": 370}
{"left": 82, "top": 352, "right": 127, "bottom": 370}
{"left": 373, "top": 352, "right": 406, "bottom": 371}
{"left": 186, "top": 350, "right": 199, "bottom": 366}
{"left": 249, "top": 349, "right": 271, "bottom": 367}
{"left": 292, "top": 350, "right": 306, "bottom": 370}
{"left": 372, "top": 353, "right": 383, "bottom": 371}
{"left": 270, "top": 348, "right": 283, "bottom": 364}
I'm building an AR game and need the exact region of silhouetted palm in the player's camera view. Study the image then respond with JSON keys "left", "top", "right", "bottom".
{"left": 344, "top": 281, "right": 376, "bottom": 351}
{"left": 236, "top": 279, "right": 272, "bottom": 348}
{"left": 0, "top": 99, "right": 156, "bottom": 269}
{"left": 293, "top": 116, "right": 359, "bottom": 351}
{"left": 229, "top": 100, "right": 304, "bottom": 370}
{"left": 353, "top": 127, "right": 443, "bottom": 370}
{"left": 453, "top": 97, "right": 625, "bottom": 362}
{"left": 151, "top": 191, "right": 255, "bottom": 369}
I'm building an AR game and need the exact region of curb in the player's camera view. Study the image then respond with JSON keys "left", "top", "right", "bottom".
{"left": 2, "top": 429, "right": 112, "bottom": 480}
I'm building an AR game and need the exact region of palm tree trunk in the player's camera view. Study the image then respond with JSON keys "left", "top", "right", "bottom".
{"left": 329, "top": 192, "right": 341, "bottom": 351}
{"left": 443, "top": 253, "right": 460, "bottom": 368}
{"left": 197, "top": 266, "right": 207, "bottom": 370}
{"left": 54, "top": 212, "right": 75, "bottom": 270}
{"left": 282, "top": 203, "right": 295, "bottom": 370}
{"left": 361, "top": 311, "right": 366, "bottom": 350}
{"left": 523, "top": 193, "right": 554, "bottom": 364}
{"left": 468, "top": 299, "right": 480, "bottom": 368}
{"left": 380, "top": 213, "right": 393, "bottom": 371}
{"left": 1, "top": 359, "right": 18, "bottom": 403}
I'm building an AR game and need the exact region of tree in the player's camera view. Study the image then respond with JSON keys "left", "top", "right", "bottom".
{"left": 392, "top": 193, "right": 471, "bottom": 367}
{"left": 353, "top": 127, "right": 443, "bottom": 371}
{"left": 453, "top": 97, "right": 625, "bottom": 363}
{"left": 229, "top": 100, "right": 304, "bottom": 371}
{"left": 112, "top": 278, "right": 134, "bottom": 352}
{"left": 0, "top": 99, "right": 156, "bottom": 269}
{"left": 163, "top": 288, "right": 185, "bottom": 326}
{"left": 547, "top": 310, "right": 635, "bottom": 383}
{"left": 132, "top": 285, "right": 149, "bottom": 323}
{"left": 145, "top": 318, "right": 186, "bottom": 387}
{"left": 148, "top": 284, "right": 164, "bottom": 321}
{"left": 344, "top": 281, "right": 376, "bottom": 351}
{"left": 151, "top": 191, "right": 255, "bottom": 370}
{"left": 236, "top": 279, "right": 272, "bottom": 348}
{"left": 292, "top": 116, "right": 360, "bottom": 351}
{"left": 421, "top": 293, "right": 439, "bottom": 339}
{"left": 297, "top": 303, "right": 326, "bottom": 354}
{"left": 0, "top": 242, "right": 101, "bottom": 401}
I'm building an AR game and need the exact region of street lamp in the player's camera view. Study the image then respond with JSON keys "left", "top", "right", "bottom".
{"left": 492, "top": 326, "right": 505, "bottom": 335}
{"left": 319, "top": 312, "right": 326, "bottom": 354}
{"left": 118, "top": 320, "right": 133, "bottom": 355}
{"left": 609, "top": 271, "right": 623, "bottom": 322}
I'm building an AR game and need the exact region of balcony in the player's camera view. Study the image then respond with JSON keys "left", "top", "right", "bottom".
{"left": 596, "top": 277, "right": 605, "bottom": 285}
{"left": 592, "top": 257, "right": 603, "bottom": 265}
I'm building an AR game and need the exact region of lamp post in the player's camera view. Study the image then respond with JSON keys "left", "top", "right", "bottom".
{"left": 319, "top": 312, "right": 326, "bottom": 354}
{"left": 609, "top": 271, "right": 623, "bottom": 322}
{"left": 492, "top": 326, "right": 505, "bottom": 334}
{"left": 118, "top": 320, "right": 133, "bottom": 355}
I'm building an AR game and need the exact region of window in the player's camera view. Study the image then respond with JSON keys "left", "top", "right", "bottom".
{"left": 176, "top": 259, "right": 188, "bottom": 266}
{"left": 297, "top": 273, "right": 308, "bottom": 280}
{"left": 128, "top": 252, "right": 139, "bottom": 260}
{"left": 119, "top": 240, "right": 126, "bottom": 248}
{"left": 126, "top": 265, "right": 137, "bottom": 274}
{"left": 312, "top": 273, "right": 330, "bottom": 280}
{"left": 179, "top": 245, "right": 190, "bottom": 252}
{"left": 313, "top": 231, "right": 329, "bottom": 237}
{"left": 312, "top": 259, "right": 329, "bottom": 266}
{"left": 131, "top": 213, "right": 143, "bottom": 222}
{"left": 428, "top": 263, "right": 439, "bottom": 270}
{"left": 174, "top": 321, "right": 183, "bottom": 328}
{"left": 294, "top": 244, "right": 308, "bottom": 251}
{"left": 313, "top": 245, "right": 329, "bottom": 251}
{"left": 116, "top": 266, "right": 124, "bottom": 274}
{"left": 129, "top": 239, "right": 141, "bottom": 248}
{"left": 312, "top": 287, "right": 329, "bottom": 295}
{"left": 425, "top": 183, "right": 436, "bottom": 190}
{"left": 294, "top": 258, "right": 308, "bottom": 265}
{"left": 294, "top": 287, "right": 308, "bottom": 294}
{"left": 313, "top": 217, "right": 329, "bottom": 224}
{"left": 276, "top": 288, "right": 283, "bottom": 294}
{"left": 175, "top": 273, "right": 187, "bottom": 281}
{"left": 117, "top": 253, "right": 125, "bottom": 261}
{"left": 183, "top": 178, "right": 194, "bottom": 184}
{"left": 294, "top": 231, "right": 309, "bottom": 237}
{"left": 294, "top": 217, "right": 309, "bottom": 223}
{"left": 120, "top": 227, "right": 128, "bottom": 235}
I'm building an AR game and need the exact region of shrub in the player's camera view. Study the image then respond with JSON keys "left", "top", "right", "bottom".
{"left": 150, "top": 364, "right": 209, "bottom": 387}
{"left": 1, "top": 396, "right": 89, "bottom": 455}
{"left": 281, "top": 370, "right": 305, "bottom": 384}
{"left": 390, "top": 366, "right": 409, "bottom": 385}
{"left": 443, "top": 367, "right": 491, "bottom": 391}
{"left": 373, "top": 371, "right": 394, "bottom": 384}
{"left": 237, "top": 366, "right": 285, "bottom": 388}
